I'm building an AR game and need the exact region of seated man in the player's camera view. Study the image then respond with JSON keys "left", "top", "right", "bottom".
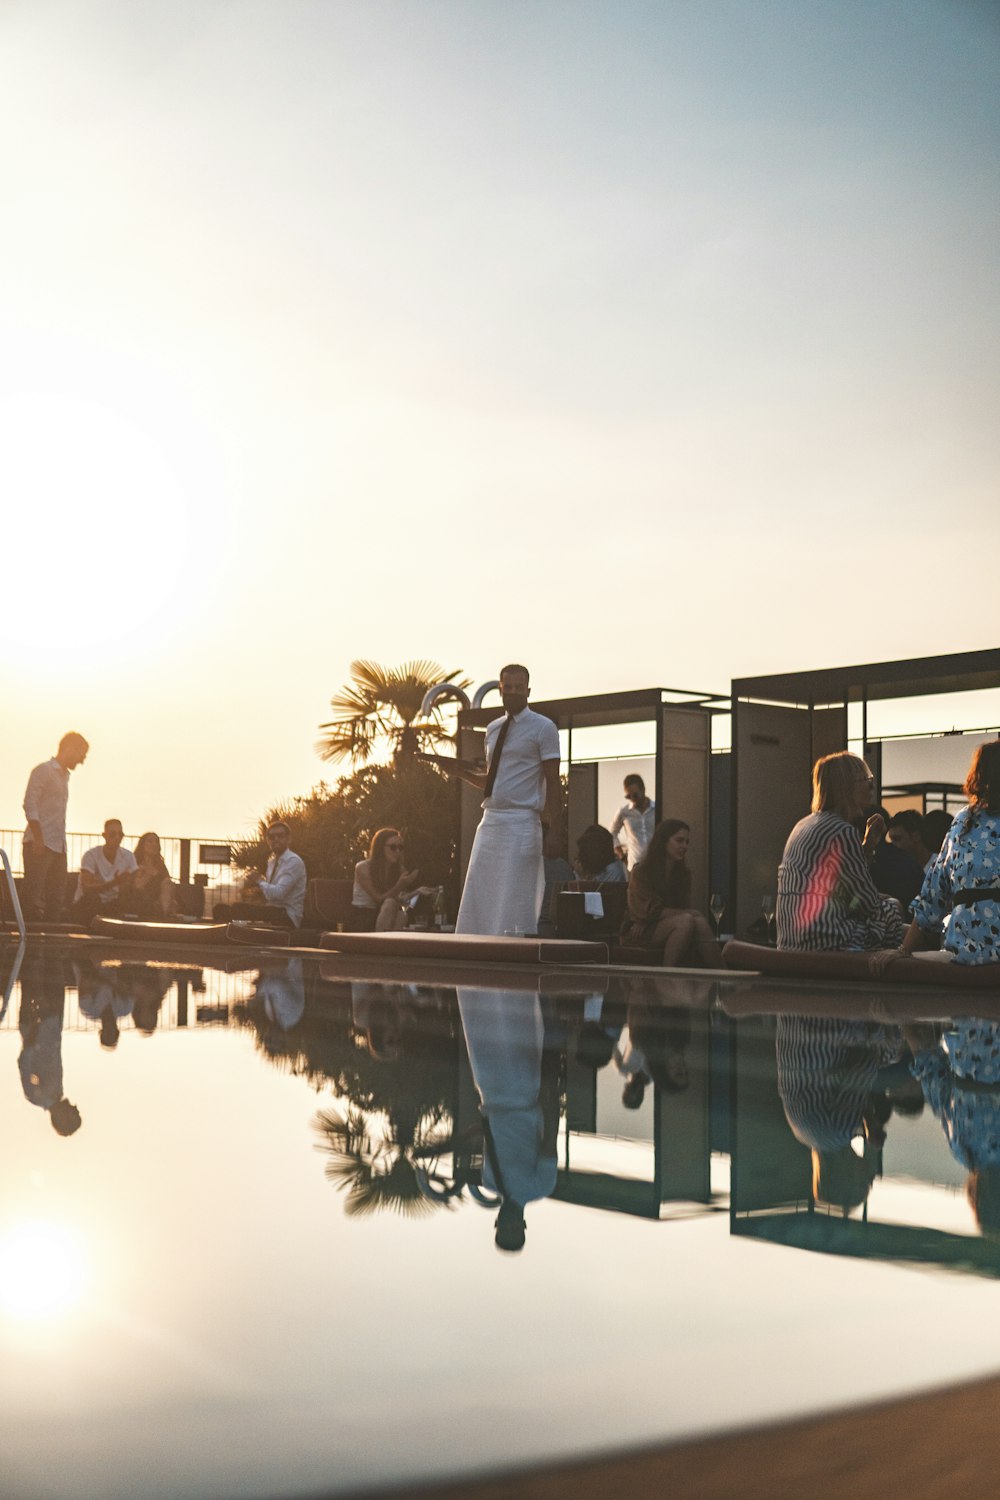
{"left": 866, "top": 805, "right": 923, "bottom": 910}
{"left": 886, "top": 809, "right": 934, "bottom": 873}
{"left": 75, "top": 819, "right": 137, "bottom": 922}
{"left": 215, "top": 821, "right": 307, "bottom": 929}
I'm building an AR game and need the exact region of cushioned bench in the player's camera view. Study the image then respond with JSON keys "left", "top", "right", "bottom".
{"left": 90, "top": 916, "right": 231, "bottom": 946}
{"left": 318, "top": 930, "right": 609, "bottom": 965}
{"left": 722, "top": 939, "right": 1000, "bottom": 990}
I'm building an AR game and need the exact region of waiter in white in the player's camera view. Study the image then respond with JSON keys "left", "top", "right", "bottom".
{"left": 455, "top": 663, "right": 562, "bottom": 937}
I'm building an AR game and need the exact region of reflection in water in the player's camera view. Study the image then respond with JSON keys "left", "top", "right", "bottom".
{"left": 76, "top": 956, "right": 133, "bottom": 1050}
{"left": 0, "top": 1218, "right": 87, "bottom": 1321}
{"left": 311, "top": 982, "right": 458, "bottom": 1218}
{"left": 8, "top": 944, "right": 1000, "bottom": 1500}
{"left": 458, "top": 989, "right": 560, "bottom": 1253}
{"left": 775, "top": 1015, "right": 908, "bottom": 1214}
{"left": 909, "top": 1019, "right": 1000, "bottom": 1237}
{"left": 17, "top": 951, "right": 80, "bottom": 1137}
{"left": 727, "top": 976, "right": 1000, "bottom": 1274}
{"left": 254, "top": 957, "right": 306, "bottom": 1040}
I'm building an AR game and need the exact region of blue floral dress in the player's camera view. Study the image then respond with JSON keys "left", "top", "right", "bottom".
{"left": 911, "top": 1021, "right": 1000, "bottom": 1169}
{"left": 912, "top": 806, "right": 1000, "bottom": 965}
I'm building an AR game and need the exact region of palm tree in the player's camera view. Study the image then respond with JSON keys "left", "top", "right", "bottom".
{"left": 316, "top": 659, "right": 471, "bottom": 768}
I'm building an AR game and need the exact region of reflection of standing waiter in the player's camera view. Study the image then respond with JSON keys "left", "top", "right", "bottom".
{"left": 455, "top": 664, "right": 561, "bottom": 937}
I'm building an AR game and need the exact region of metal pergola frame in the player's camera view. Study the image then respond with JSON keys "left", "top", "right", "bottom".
{"left": 730, "top": 647, "right": 1000, "bottom": 931}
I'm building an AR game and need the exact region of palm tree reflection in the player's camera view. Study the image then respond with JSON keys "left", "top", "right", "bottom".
{"left": 313, "top": 1102, "right": 454, "bottom": 1218}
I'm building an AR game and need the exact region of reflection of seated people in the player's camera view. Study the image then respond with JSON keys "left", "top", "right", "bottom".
{"left": 574, "top": 824, "right": 628, "bottom": 885}
{"left": 215, "top": 820, "right": 307, "bottom": 928}
{"left": 907, "top": 1019, "right": 1000, "bottom": 1238}
{"left": 255, "top": 957, "right": 306, "bottom": 1030}
{"left": 776, "top": 1014, "right": 906, "bottom": 1214}
{"left": 131, "top": 832, "right": 176, "bottom": 918}
{"left": 614, "top": 991, "right": 695, "bottom": 1109}
{"left": 115, "top": 965, "right": 171, "bottom": 1034}
{"left": 76, "top": 958, "right": 134, "bottom": 1050}
{"left": 17, "top": 953, "right": 81, "bottom": 1135}
{"left": 458, "top": 990, "right": 559, "bottom": 1252}
{"left": 75, "top": 818, "right": 137, "bottom": 921}
{"left": 350, "top": 980, "right": 417, "bottom": 1060}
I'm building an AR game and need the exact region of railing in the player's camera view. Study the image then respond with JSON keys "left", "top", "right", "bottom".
{"left": 0, "top": 829, "right": 244, "bottom": 917}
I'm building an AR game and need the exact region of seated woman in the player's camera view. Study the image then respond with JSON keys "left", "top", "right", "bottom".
{"left": 623, "top": 819, "right": 722, "bottom": 967}
{"left": 351, "top": 828, "right": 425, "bottom": 932}
{"left": 884, "top": 741, "right": 1000, "bottom": 967}
{"left": 776, "top": 752, "right": 904, "bottom": 952}
{"left": 574, "top": 824, "right": 628, "bottom": 885}
{"left": 130, "top": 832, "right": 176, "bottom": 919}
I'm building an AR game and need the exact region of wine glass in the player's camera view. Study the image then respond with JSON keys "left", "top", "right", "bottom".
{"left": 760, "top": 893, "right": 776, "bottom": 945}
{"left": 710, "top": 892, "right": 725, "bottom": 939}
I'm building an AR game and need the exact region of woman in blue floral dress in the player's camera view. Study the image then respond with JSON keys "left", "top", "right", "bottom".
{"left": 890, "top": 741, "right": 1000, "bottom": 967}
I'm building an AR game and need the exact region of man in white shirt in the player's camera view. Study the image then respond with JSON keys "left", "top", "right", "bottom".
{"left": 22, "top": 731, "right": 89, "bottom": 923}
{"left": 216, "top": 821, "right": 308, "bottom": 928}
{"left": 455, "top": 664, "right": 562, "bottom": 937}
{"left": 610, "top": 774, "right": 656, "bottom": 870}
{"left": 76, "top": 819, "right": 138, "bottom": 921}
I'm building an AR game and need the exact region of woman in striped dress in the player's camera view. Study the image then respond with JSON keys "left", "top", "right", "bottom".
{"left": 776, "top": 752, "right": 905, "bottom": 953}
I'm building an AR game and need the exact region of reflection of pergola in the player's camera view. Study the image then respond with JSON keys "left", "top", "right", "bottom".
{"left": 731, "top": 647, "right": 1000, "bottom": 932}
{"left": 455, "top": 686, "right": 728, "bottom": 907}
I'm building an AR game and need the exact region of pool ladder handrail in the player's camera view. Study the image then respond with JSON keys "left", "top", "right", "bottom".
{"left": 1, "top": 847, "right": 26, "bottom": 944}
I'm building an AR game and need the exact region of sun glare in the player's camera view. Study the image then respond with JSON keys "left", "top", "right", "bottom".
{"left": 1, "top": 390, "right": 199, "bottom": 659}
{"left": 0, "top": 1220, "right": 88, "bottom": 1322}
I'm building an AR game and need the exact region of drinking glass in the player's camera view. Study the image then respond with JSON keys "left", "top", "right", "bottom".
{"left": 761, "top": 893, "right": 776, "bottom": 945}
{"left": 709, "top": 893, "right": 725, "bottom": 938}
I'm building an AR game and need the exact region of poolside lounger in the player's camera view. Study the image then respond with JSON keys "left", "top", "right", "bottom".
{"left": 317, "top": 930, "right": 610, "bottom": 965}
{"left": 722, "top": 940, "right": 1000, "bottom": 990}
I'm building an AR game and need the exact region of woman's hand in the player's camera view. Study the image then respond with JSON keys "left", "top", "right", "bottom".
{"left": 862, "top": 813, "right": 886, "bottom": 858}
{"left": 867, "top": 946, "right": 904, "bottom": 978}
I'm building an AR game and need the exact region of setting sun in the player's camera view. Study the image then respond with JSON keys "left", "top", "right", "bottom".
{"left": 0, "top": 1219, "right": 88, "bottom": 1322}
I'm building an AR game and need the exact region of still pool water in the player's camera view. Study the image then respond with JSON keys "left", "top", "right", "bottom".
{"left": 3, "top": 941, "right": 1000, "bottom": 1499}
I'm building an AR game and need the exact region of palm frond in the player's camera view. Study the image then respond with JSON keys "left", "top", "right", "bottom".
{"left": 318, "top": 659, "right": 471, "bottom": 769}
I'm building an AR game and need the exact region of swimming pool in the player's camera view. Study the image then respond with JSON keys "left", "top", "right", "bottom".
{"left": 4, "top": 941, "right": 1000, "bottom": 1499}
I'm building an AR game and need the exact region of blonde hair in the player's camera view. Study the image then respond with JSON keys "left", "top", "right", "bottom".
{"left": 811, "top": 751, "right": 868, "bottom": 819}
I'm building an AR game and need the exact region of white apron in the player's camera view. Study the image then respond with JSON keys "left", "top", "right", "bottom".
{"left": 455, "top": 808, "right": 544, "bottom": 936}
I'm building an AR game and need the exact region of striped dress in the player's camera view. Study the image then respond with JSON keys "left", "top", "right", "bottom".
{"left": 777, "top": 1015, "right": 906, "bottom": 1150}
{"left": 776, "top": 811, "right": 905, "bottom": 952}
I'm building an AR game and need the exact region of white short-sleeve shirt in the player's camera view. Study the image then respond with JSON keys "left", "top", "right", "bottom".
{"left": 483, "top": 707, "right": 560, "bottom": 814}
{"left": 80, "top": 844, "right": 138, "bottom": 904}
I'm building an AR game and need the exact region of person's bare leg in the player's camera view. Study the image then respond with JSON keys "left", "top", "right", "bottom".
{"left": 689, "top": 910, "right": 724, "bottom": 966}
{"left": 376, "top": 898, "right": 405, "bottom": 932}
{"left": 652, "top": 910, "right": 695, "bottom": 967}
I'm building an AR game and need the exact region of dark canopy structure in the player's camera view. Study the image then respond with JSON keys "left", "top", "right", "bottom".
{"left": 731, "top": 648, "right": 1000, "bottom": 931}
{"left": 456, "top": 686, "right": 728, "bottom": 907}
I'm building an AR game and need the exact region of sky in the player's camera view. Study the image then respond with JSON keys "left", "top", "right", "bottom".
{"left": 1, "top": 0, "right": 998, "bottom": 840}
